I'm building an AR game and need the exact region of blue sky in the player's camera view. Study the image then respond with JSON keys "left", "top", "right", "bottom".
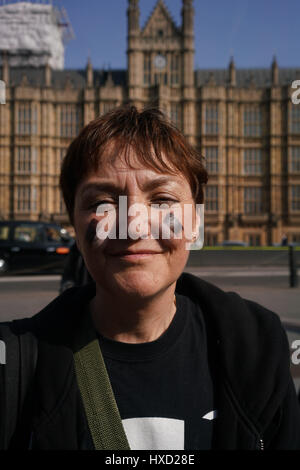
{"left": 54, "top": 0, "right": 299, "bottom": 70}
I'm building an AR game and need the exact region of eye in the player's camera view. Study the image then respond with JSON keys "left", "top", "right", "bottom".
{"left": 89, "top": 200, "right": 117, "bottom": 211}
{"left": 151, "top": 197, "right": 180, "bottom": 206}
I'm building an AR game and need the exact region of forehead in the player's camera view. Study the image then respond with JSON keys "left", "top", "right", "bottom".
{"left": 78, "top": 149, "right": 191, "bottom": 192}
{"left": 99, "top": 145, "right": 174, "bottom": 172}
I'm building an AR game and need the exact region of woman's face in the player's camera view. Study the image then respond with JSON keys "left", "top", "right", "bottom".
{"left": 73, "top": 150, "right": 199, "bottom": 300}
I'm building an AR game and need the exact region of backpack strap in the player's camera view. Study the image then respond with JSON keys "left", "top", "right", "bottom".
{"left": 0, "top": 320, "right": 37, "bottom": 449}
{"left": 0, "top": 323, "right": 20, "bottom": 449}
{"left": 73, "top": 339, "right": 130, "bottom": 450}
{"left": 16, "top": 323, "right": 38, "bottom": 448}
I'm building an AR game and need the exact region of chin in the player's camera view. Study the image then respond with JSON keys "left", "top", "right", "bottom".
{"left": 107, "top": 269, "right": 166, "bottom": 299}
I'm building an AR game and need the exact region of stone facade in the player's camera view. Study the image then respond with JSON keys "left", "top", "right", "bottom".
{"left": 0, "top": 0, "right": 300, "bottom": 245}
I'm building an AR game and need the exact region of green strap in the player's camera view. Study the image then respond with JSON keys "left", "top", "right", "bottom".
{"left": 74, "top": 339, "right": 130, "bottom": 450}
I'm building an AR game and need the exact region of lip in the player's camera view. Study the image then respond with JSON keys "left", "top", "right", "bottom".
{"left": 109, "top": 250, "right": 162, "bottom": 256}
{"left": 107, "top": 250, "right": 163, "bottom": 261}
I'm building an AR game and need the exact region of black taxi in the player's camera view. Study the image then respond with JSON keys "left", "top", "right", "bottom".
{"left": 0, "top": 221, "right": 74, "bottom": 275}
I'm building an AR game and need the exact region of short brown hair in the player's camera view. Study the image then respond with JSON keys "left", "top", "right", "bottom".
{"left": 60, "top": 105, "right": 208, "bottom": 225}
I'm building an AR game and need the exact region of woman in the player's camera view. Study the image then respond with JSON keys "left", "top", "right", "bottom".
{"left": 1, "top": 106, "right": 300, "bottom": 450}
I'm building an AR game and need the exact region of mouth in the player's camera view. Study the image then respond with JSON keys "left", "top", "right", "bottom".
{"left": 107, "top": 250, "right": 163, "bottom": 261}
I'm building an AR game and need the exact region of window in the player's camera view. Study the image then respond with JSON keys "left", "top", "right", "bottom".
{"left": 206, "top": 186, "right": 219, "bottom": 211}
{"left": 59, "top": 148, "right": 67, "bottom": 164}
{"left": 290, "top": 147, "right": 300, "bottom": 172}
{"left": 290, "top": 105, "right": 300, "bottom": 134}
{"left": 32, "top": 148, "right": 37, "bottom": 174}
{"left": 244, "top": 187, "right": 263, "bottom": 214}
{"left": 45, "top": 226, "right": 63, "bottom": 242}
{"left": 170, "top": 103, "right": 181, "bottom": 129}
{"left": 248, "top": 234, "right": 261, "bottom": 246}
{"left": 17, "top": 103, "right": 37, "bottom": 135}
{"left": 60, "top": 104, "right": 81, "bottom": 138}
{"left": 59, "top": 192, "right": 66, "bottom": 214}
{"left": 154, "top": 73, "right": 167, "bottom": 86}
{"left": 205, "top": 103, "right": 219, "bottom": 135}
{"left": 291, "top": 185, "right": 300, "bottom": 211}
{"left": 17, "top": 147, "right": 30, "bottom": 173}
{"left": 244, "top": 148, "right": 263, "bottom": 175}
{"left": 32, "top": 106, "right": 37, "bottom": 135}
{"left": 18, "top": 103, "right": 30, "bottom": 135}
{"left": 16, "top": 185, "right": 37, "bottom": 213}
{"left": 32, "top": 186, "right": 37, "bottom": 212}
{"left": 0, "top": 225, "right": 9, "bottom": 241}
{"left": 243, "top": 106, "right": 262, "bottom": 137}
{"left": 171, "top": 55, "right": 180, "bottom": 86}
{"left": 16, "top": 147, "right": 37, "bottom": 174}
{"left": 16, "top": 147, "right": 38, "bottom": 174}
{"left": 144, "top": 54, "right": 151, "bottom": 85}
{"left": 205, "top": 233, "right": 218, "bottom": 246}
{"left": 205, "top": 147, "right": 219, "bottom": 173}
{"left": 13, "top": 224, "right": 43, "bottom": 243}
{"left": 102, "top": 102, "right": 115, "bottom": 114}
{"left": 292, "top": 234, "right": 300, "bottom": 243}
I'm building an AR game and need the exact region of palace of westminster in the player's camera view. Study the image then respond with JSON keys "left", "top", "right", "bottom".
{"left": 0, "top": 0, "right": 300, "bottom": 246}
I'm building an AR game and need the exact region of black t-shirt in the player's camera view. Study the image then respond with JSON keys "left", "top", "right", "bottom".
{"left": 97, "top": 293, "right": 217, "bottom": 451}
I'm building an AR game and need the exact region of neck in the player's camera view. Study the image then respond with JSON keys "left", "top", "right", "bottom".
{"left": 89, "top": 285, "right": 177, "bottom": 344}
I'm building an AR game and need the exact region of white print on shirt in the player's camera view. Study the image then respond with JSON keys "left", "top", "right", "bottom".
{"left": 122, "top": 417, "right": 184, "bottom": 450}
{"left": 202, "top": 410, "right": 218, "bottom": 420}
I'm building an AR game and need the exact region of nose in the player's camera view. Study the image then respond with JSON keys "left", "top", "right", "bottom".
{"left": 126, "top": 197, "right": 151, "bottom": 241}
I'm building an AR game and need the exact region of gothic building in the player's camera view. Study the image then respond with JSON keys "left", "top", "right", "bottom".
{"left": 0, "top": 0, "right": 300, "bottom": 245}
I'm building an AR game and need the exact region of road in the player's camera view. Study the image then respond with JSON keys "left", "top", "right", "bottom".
{"left": 0, "top": 268, "right": 299, "bottom": 322}
{"left": 0, "top": 275, "right": 61, "bottom": 321}
{"left": 1, "top": 269, "right": 299, "bottom": 392}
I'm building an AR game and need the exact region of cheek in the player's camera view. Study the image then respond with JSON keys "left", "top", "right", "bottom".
{"left": 74, "top": 216, "right": 101, "bottom": 261}
{"left": 160, "top": 237, "right": 190, "bottom": 269}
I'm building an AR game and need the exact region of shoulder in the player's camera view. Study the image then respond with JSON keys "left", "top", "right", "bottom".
{"left": 0, "top": 282, "right": 96, "bottom": 352}
{"left": 176, "top": 272, "right": 285, "bottom": 340}
{"left": 176, "top": 272, "right": 291, "bottom": 427}
{"left": 176, "top": 272, "right": 289, "bottom": 364}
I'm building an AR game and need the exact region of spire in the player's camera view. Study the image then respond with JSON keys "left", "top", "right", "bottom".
{"left": 181, "top": 0, "right": 195, "bottom": 87}
{"left": 86, "top": 56, "right": 93, "bottom": 87}
{"left": 1, "top": 51, "right": 9, "bottom": 85}
{"left": 228, "top": 56, "right": 236, "bottom": 86}
{"left": 271, "top": 55, "right": 278, "bottom": 86}
{"left": 127, "top": 0, "right": 140, "bottom": 36}
{"left": 182, "top": 0, "right": 194, "bottom": 37}
{"left": 248, "top": 72, "right": 255, "bottom": 88}
{"left": 45, "top": 60, "right": 51, "bottom": 87}
{"left": 207, "top": 72, "right": 216, "bottom": 86}
{"left": 21, "top": 74, "right": 29, "bottom": 87}
{"left": 105, "top": 69, "right": 114, "bottom": 88}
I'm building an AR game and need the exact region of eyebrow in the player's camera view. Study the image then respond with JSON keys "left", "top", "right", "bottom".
{"left": 80, "top": 182, "right": 122, "bottom": 197}
{"left": 80, "top": 177, "right": 180, "bottom": 197}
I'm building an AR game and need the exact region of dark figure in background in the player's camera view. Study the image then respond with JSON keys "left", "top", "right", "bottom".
{"left": 281, "top": 234, "right": 288, "bottom": 246}
{"left": 60, "top": 241, "right": 93, "bottom": 294}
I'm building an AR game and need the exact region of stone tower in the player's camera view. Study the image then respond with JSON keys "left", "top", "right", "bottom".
{"left": 127, "top": 0, "right": 196, "bottom": 142}
{"left": 181, "top": 0, "right": 195, "bottom": 142}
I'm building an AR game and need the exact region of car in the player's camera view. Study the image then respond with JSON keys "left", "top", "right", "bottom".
{"left": 220, "top": 240, "right": 249, "bottom": 247}
{"left": 0, "top": 220, "right": 74, "bottom": 275}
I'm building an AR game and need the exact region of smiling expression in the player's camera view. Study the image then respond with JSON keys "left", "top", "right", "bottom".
{"left": 73, "top": 150, "right": 199, "bottom": 300}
